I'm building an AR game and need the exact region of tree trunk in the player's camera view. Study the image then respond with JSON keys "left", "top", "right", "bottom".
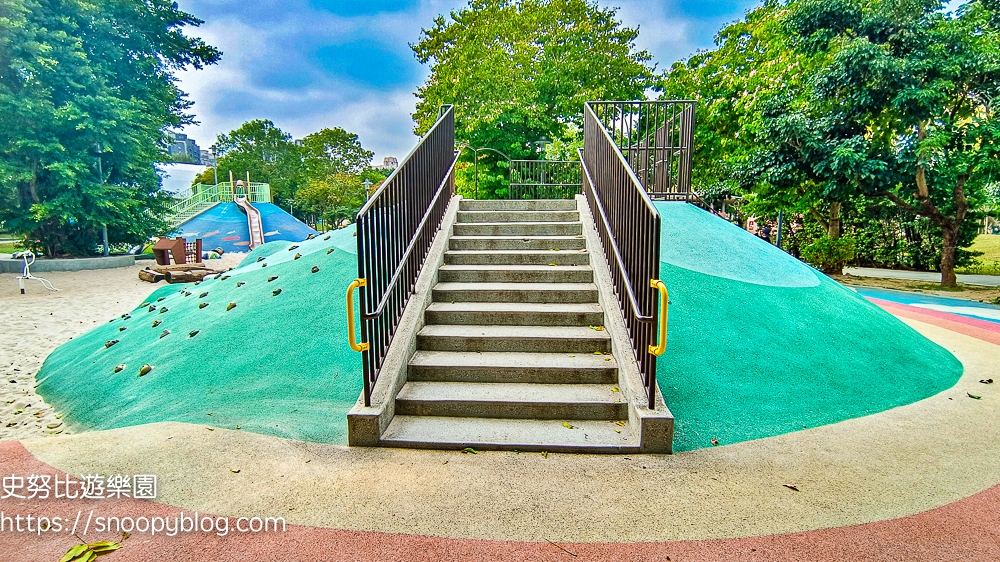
{"left": 940, "top": 225, "right": 958, "bottom": 287}
{"left": 827, "top": 201, "right": 841, "bottom": 240}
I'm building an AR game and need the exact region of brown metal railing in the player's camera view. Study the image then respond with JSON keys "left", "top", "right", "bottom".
{"left": 508, "top": 160, "right": 582, "bottom": 200}
{"left": 588, "top": 101, "right": 695, "bottom": 200}
{"left": 354, "top": 105, "right": 458, "bottom": 406}
{"left": 582, "top": 102, "right": 663, "bottom": 409}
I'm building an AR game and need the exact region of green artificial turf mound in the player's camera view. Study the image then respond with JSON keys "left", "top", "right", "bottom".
{"left": 654, "top": 202, "right": 963, "bottom": 452}
{"left": 36, "top": 228, "right": 362, "bottom": 443}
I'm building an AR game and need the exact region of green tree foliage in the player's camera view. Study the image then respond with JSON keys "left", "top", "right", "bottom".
{"left": 0, "top": 0, "right": 220, "bottom": 256}
{"left": 781, "top": 0, "right": 1000, "bottom": 285}
{"left": 212, "top": 119, "right": 303, "bottom": 204}
{"left": 207, "top": 120, "right": 376, "bottom": 221}
{"left": 411, "top": 0, "right": 656, "bottom": 198}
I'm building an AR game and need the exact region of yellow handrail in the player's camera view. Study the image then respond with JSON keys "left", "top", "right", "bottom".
{"left": 648, "top": 279, "right": 668, "bottom": 356}
{"left": 346, "top": 278, "right": 369, "bottom": 352}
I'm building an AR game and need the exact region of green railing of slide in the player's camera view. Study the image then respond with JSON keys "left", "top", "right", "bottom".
{"left": 168, "top": 182, "right": 272, "bottom": 229}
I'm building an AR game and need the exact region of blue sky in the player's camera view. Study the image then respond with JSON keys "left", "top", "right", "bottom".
{"left": 174, "top": 0, "right": 761, "bottom": 163}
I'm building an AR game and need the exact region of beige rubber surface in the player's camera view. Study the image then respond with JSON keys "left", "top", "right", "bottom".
{"left": 23, "top": 318, "right": 999, "bottom": 543}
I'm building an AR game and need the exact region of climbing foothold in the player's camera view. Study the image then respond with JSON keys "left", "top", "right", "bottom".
{"left": 268, "top": 276, "right": 278, "bottom": 282}
{"left": 140, "top": 302, "right": 150, "bottom": 308}
{"left": 189, "top": 330, "right": 199, "bottom": 338}
{"left": 288, "top": 245, "right": 299, "bottom": 251}
{"left": 156, "top": 297, "right": 165, "bottom": 302}
{"left": 311, "top": 266, "right": 319, "bottom": 273}
{"left": 323, "top": 235, "right": 330, "bottom": 241}
{"left": 227, "top": 302, "right": 237, "bottom": 311}
{"left": 326, "top": 248, "right": 335, "bottom": 254}
{"left": 272, "top": 288, "right": 282, "bottom": 296}
{"left": 194, "top": 281, "right": 202, "bottom": 285}
{"left": 159, "top": 307, "right": 168, "bottom": 314}
{"left": 198, "top": 302, "right": 209, "bottom": 309}
{"left": 148, "top": 305, "right": 156, "bottom": 312}
{"left": 199, "top": 292, "right": 209, "bottom": 298}
{"left": 236, "top": 281, "right": 246, "bottom": 288}
{"left": 152, "top": 320, "right": 162, "bottom": 328}
{"left": 306, "top": 234, "right": 316, "bottom": 240}
{"left": 104, "top": 340, "right": 119, "bottom": 349}
{"left": 220, "top": 275, "right": 231, "bottom": 281}
{"left": 261, "top": 262, "right": 267, "bottom": 268}
{"left": 159, "top": 329, "right": 170, "bottom": 339}
{"left": 118, "top": 326, "right": 127, "bottom": 332}
{"left": 293, "top": 253, "right": 302, "bottom": 260}
{"left": 257, "top": 256, "right": 265, "bottom": 262}
{"left": 183, "top": 291, "right": 192, "bottom": 297}
{"left": 122, "top": 314, "right": 131, "bottom": 320}
{"left": 138, "top": 364, "right": 153, "bottom": 377}
{"left": 113, "top": 364, "right": 125, "bottom": 374}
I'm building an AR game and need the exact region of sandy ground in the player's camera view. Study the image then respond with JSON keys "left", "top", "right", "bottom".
{"left": 0, "top": 255, "right": 245, "bottom": 442}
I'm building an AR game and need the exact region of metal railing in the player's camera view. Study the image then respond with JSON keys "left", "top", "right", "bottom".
{"left": 168, "top": 181, "right": 272, "bottom": 228}
{"left": 509, "top": 160, "right": 582, "bottom": 200}
{"left": 353, "top": 105, "right": 458, "bottom": 406}
{"left": 582, "top": 102, "right": 665, "bottom": 409}
{"left": 588, "top": 101, "right": 694, "bottom": 200}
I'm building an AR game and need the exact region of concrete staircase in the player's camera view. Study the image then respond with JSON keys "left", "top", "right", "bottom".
{"left": 380, "top": 199, "right": 639, "bottom": 453}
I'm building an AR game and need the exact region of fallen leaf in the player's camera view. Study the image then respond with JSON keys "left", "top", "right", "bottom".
{"left": 711, "top": 437, "right": 719, "bottom": 446}
{"left": 590, "top": 325, "right": 605, "bottom": 331}
{"left": 562, "top": 421, "right": 575, "bottom": 429}
{"left": 461, "top": 447, "right": 477, "bottom": 454}
{"left": 540, "top": 451, "right": 548, "bottom": 458}
{"left": 611, "top": 387, "right": 619, "bottom": 393}
{"left": 783, "top": 484, "right": 800, "bottom": 492}
{"left": 231, "top": 468, "right": 240, "bottom": 473}
{"left": 968, "top": 393, "right": 981, "bottom": 400}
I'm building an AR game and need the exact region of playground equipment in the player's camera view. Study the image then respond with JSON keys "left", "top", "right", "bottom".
{"left": 232, "top": 173, "right": 264, "bottom": 250}
{"left": 15, "top": 251, "right": 58, "bottom": 294}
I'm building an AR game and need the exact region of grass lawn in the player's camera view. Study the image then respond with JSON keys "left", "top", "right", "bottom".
{"left": 832, "top": 273, "right": 1000, "bottom": 304}
{"left": 958, "top": 234, "right": 1000, "bottom": 275}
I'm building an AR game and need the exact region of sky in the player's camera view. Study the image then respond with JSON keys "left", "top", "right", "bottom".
{"left": 173, "top": 0, "right": 762, "bottom": 164}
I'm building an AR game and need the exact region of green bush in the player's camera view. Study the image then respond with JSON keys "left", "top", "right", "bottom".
{"left": 801, "top": 236, "right": 856, "bottom": 274}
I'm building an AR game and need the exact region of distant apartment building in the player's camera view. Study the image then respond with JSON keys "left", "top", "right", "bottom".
{"left": 375, "top": 156, "right": 398, "bottom": 170}
{"left": 166, "top": 132, "right": 202, "bottom": 164}
{"left": 200, "top": 149, "right": 216, "bottom": 168}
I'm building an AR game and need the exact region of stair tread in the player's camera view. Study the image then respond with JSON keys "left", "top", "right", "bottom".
{"left": 450, "top": 235, "right": 583, "bottom": 240}
{"left": 445, "top": 249, "right": 588, "bottom": 255}
{"left": 424, "top": 302, "right": 603, "bottom": 314}
{"left": 381, "top": 416, "right": 637, "bottom": 451}
{"left": 410, "top": 350, "right": 616, "bottom": 370}
{"left": 439, "top": 264, "right": 593, "bottom": 271}
{"left": 434, "top": 282, "right": 598, "bottom": 292}
{"left": 397, "top": 381, "right": 622, "bottom": 403}
{"left": 418, "top": 324, "right": 611, "bottom": 341}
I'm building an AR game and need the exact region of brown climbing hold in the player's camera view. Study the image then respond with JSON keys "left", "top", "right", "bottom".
{"left": 159, "top": 329, "right": 170, "bottom": 338}
{"left": 189, "top": 330, "right": 199, "bottom": 338}
{"left": 119, "top": 326, "right": 127, "bottom": 332}
{"left": 272, "top": 288, "right": 282, "bottom": 296}
{"left": 104, "top": 340, "right": 119, "bottom": 349}
{"left": 138, "top": 364, "right": 153, "bottom": 377}
{"left": 268, "top": 276, "right": 278, "bottom": 282}
{"left": 293, "top": 253, "right": 302, "bottom": 260}
{"left": 226, "top": 302, "right": 237, "bottom": 311}
{"left": 198, "top": 302, "right": 209, "bottom": 309}
{"left": 311, "top": 266, "right": 319, "bottom": 273}
{"left": 288, "top": 245, "right": 299, "bottom": 251}
{"left": 326, "top": 248, "right": 334, "bottom": 254}
{"left": 236, "top": 281, "right": 246, "bottom": 287}
{"left": 199, "top": 292, "right": 209, "bottom": 298}
{"left": 152, "top": 320, "right": 162, "bottom": 328}
{"left": 113, "top": 364, "right": 125, "bottom": 373}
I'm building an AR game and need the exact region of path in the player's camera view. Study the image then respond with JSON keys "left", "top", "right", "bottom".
{"left": 845, "top": 266, "right": 1000, "bottom": 286}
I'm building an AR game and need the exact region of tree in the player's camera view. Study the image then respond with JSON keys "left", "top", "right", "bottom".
{"left": 296, "top": 172, "right": 367, "bottom": 226}
{"left": 212, "top": 120, "right": 303, "bottom": 204}
{"left": 411, "top": 0, "right": 656, "bottom": 198}
{"left": 0, "top": 0, "right": 220, "bottom": 256}
{"left": 300, "top": 127, "right": 374, "bottom": 178}
{"left": 784, "top": 0, "right": 1000, "bottom": 285}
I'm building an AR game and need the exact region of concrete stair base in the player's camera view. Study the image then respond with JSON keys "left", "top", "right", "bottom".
{"left": 380, "top": 416, "right": 639, "bottom": 453}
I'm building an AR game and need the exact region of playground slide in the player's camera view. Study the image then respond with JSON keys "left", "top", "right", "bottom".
{"left": 234, "top": 196, "right": 265, "bottom": 249}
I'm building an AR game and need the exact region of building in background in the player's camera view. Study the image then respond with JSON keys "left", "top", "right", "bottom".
{"left": 166, "top": 132, "right": 202, "bottom": 164}
{"left": 200, "top": 149, "right": 216, "bottom": 168}
{"left": 374, "top": 156, "right": 398, "bottom": 171}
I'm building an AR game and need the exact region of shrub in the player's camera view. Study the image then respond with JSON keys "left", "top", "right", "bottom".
{"left": 802, "top": 236, "right": 856, "bottom": 275}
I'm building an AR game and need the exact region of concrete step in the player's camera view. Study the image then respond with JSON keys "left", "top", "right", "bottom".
{"left": 438, "top": 264, "right": 593, "bottom": 284}
{"left": 449, "top": 236, "right": 586, "bottom": 251}
{"left": 456, "top": 210, "right": 580, "bottom": 223}
{"left": 380, "top": 416, "right": 639, "bottom": 453}
{"left": 453, "top": 222, "right": 583, "bottom": 236}
{"left": 408, "top": 351, "right": 617, "bottom": 383}
{"left": 394, "top": 382, "right": 627, "bottom": 420}
{"left": 444, "top": 249, "right": 590, "bottom": 266}
{"left": 416, "top": 324, "right": 611, "bottom": 353}
{"left": 424, "top": 302, "right": 604, "bottom": 326}
{"left": 432, "top": 282, "right": 599, "bottom": 303}
{"left": 459, "top": 199, "right": 577, "bottom": 211}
